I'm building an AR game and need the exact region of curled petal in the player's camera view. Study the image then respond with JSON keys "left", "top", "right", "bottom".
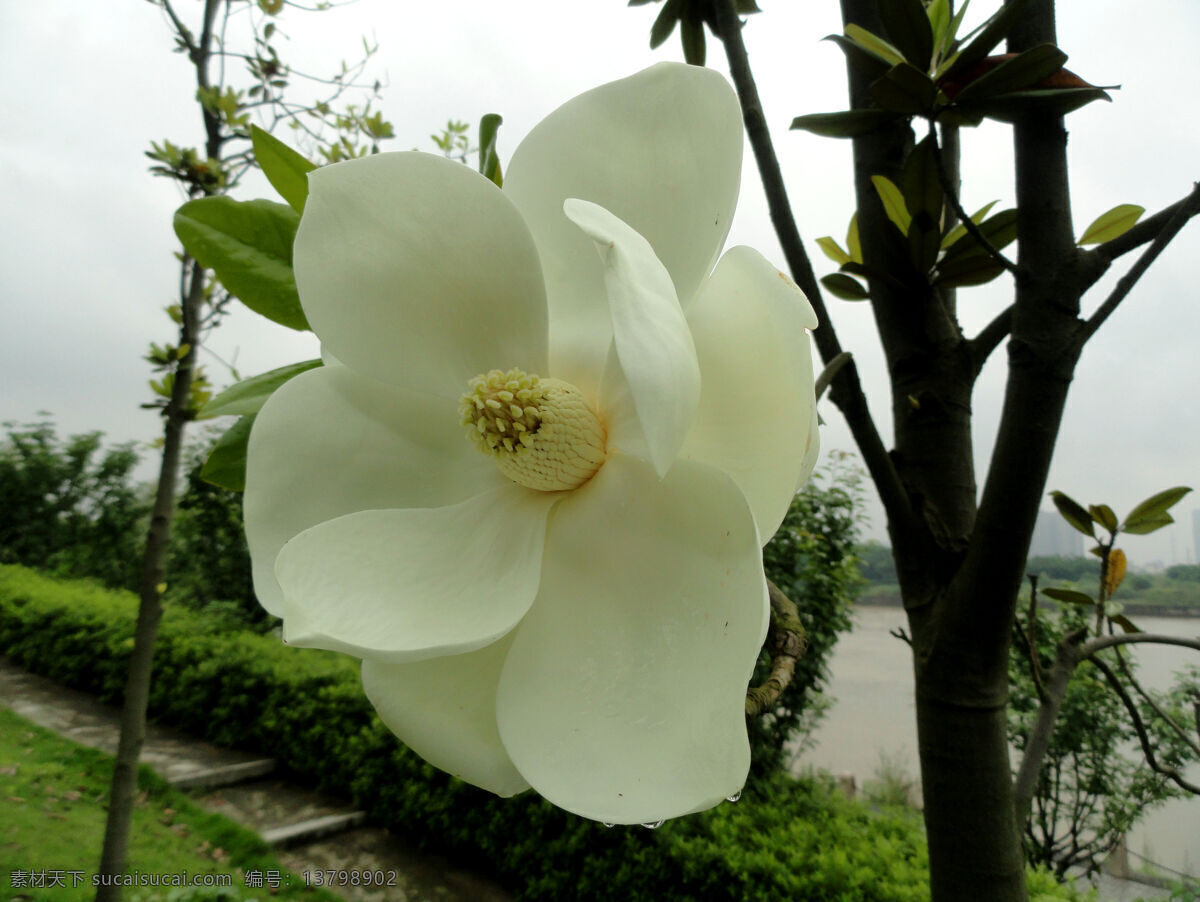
{"left": 567, "top": 199, "right": 700, "bottom": 478}
{"left": 296, "top": 152, "right": 548, "bottom": 397}
{"left": 244, "top": 365, "right": 501, "bottom": 616}
{"left": 681, "top": 247, "right": 819, "bottom": 541}
{"left": 362, "top": 634, "right": 529, "bottom": 797}
{"left": 497, "top": 454, "right": 766, "bottom": 825}
{"left": 275, "top": 487, "right": 557, "bottom": 661}
{"left": 505, "top": 63, "right": 742, "bottom": 395}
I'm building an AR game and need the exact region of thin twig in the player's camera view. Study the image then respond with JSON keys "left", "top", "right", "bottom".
{"left": 930, "top": 125, "right": 1018, "bottom": 275}
{"left": 889, "top": 627, "right": 913, "bottom": 648}
{"left": 1080, "top": 182, "right": 1200, "bottom": 343}
{"left": 1085, "top": 653, "right": 1200, "bottom": 794}
{"left": 745, "top": 580, "right": 808, "bottom": 716}
{"left": 1025, "top": 574, "right": 1047, "bottom": 702}
{"left": 1111, "top": 644, "right": 1200, "bottom": 758}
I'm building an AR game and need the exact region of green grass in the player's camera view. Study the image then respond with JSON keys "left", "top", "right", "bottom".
{"left": 0, "top": 706, "right": 339, "bottom": 901}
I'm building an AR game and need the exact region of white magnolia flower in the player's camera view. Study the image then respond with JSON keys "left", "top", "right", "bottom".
{"left": 244, "top": 62, "right": 819, "bottom": 825}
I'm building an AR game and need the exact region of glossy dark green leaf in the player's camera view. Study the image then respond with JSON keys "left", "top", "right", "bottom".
{"left": 954, "top": 44, "right": 1069, "bottom": 104}
{"left": 680, "top": 15, "right": 706, "bottom": 65}
{"left": 1123, "top": 486, "right": 1192, "bottom": 533}
{"left": 932, "top": 253, "right": 1004, "bottom": 288}
{"left": 940, "top": 0, "right": 1034, "bottom": 85}
{"left": 200, "top": 414, "right": 255, "bottom": 492}
{"left": 477, "top": 113, "right": 503, "bottom": 187}
{"left": 649, "top": 0, "right": 681, "bottom": 48}
{"left": 968, "top": 86, "right": 1112, "bottom": 123}
{"left": 790, "top": 109, "right": 897, "bottom": 138}
{"left": 173, "top": 197, "right": 308, "bottom": 331}
{"left": 1088, "top": 504, "right": 1119, "bottom": 533}
{"left": 250, "top": 125, "right": 315, "bottom": 214}
{"left": 1042, "top": 587, "right": 1096, "bottom": 607}
{"left": 879, "top": 0, "right": 933, "bottom": 71}
{"left": 823, "top": 34, "right": 892, "bottom": 81}
{"left": 1050, "top": 491, "right": 1096, "bottom": 539}
{"left": 821, "top": 273, "right": 871, "bottom": 300}
{"left": 870, "top": 62, "right": 937, "bottom": 114}
{"left": 198, "top": 359, "right": 322, "bottom": 420}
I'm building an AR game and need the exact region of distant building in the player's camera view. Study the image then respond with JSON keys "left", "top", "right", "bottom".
{"left": 1030, "top": 509, "right": 1083, "bottom": 558}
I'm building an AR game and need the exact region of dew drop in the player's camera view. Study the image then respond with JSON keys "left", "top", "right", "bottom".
{"left": 640, "top": 820, "right": 663, "bottom": 830}
{"left": 726, "top": 790, "right": 742, "bottom": 803}
{"left": 603, "top": 823, "right": 615, "bottom": 829}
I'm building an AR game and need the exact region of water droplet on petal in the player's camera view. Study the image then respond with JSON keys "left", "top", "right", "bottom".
{"left": 640, "top": 820, "right": 663, "bottom": 830}
{"left": 603, "top": 823, "right": 615, "bottom": 829}
{"left": 726, "top": 791, "right": 742, "bottom": 803}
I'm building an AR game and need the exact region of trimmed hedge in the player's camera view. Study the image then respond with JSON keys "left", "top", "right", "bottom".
{"left": 0, "top": 565, "right": 1091, "bottom": 901}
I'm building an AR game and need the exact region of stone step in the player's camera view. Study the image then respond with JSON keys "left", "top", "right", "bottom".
{"left": 169, "top": 758, "right": 277, "bottom": 790}
{"left": 262, "top": 810, "right": 368, "bottom": 848}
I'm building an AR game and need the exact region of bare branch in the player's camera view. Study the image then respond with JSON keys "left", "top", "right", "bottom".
{"left": 1111, "top": 644, "right": 1200, "bottom": 758}
{"left": 1086, "top": 653, "right": 1200, "bottom": 795}
{"left": 1080, "top": 182, "right": 1200, "bottom": 343}
{"left": 745, "top": 580, "right": 808, "bottom": 716}
{"left": 967, "top": 305, "right": 1013, "bottom": 375}
{"left": 1081, "top": 632, "right": 1200, "bottom": 657}
{"left": 930, "top": 125, "right": 1018, "bottom": 275}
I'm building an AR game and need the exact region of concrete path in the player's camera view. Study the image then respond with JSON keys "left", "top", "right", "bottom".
{"left": 0, "top": 656, "right": 510, "bottom": 902}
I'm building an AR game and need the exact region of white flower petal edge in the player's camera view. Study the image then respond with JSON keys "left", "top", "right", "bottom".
{"left": 496, "top": 454, "right": 767, "bottom": 825}
{"left": 681, "top": 246, "right": 820, "bottom": 541}
{"left": 274, "top": 487, "right": 558, "bottom": 662}
{"left": 565, "top": 198, "right": 700, "bottom": 478}
{"left": 244, "top": 365, "right": 501, "bottom": 617}
{"left": 504, "top": 62, "right": 742, "bottom": 396}
{"left": 362, "top": 633, "right": 530, "bottom": 798}
{"left": 296, "top": 152, "right": 548, "bottom": 397}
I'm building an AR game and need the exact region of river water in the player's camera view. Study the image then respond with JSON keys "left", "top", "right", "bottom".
{"left": 800, "top": 605, "right": 1200, "bottom": 880}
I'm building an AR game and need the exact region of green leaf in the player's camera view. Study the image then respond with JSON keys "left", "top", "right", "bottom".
{"left": 941, "top": 200, "right": 998, "bottom": 248}
{"left": 790, "top": 109, "right": 897, "bottom": 138}
{"left": 173, "top": 197, "right": 308, "bottom": 331}
{"left": 932, "top": 253, "right": 1004, "bottom": 288}
{"left": 817, "top": 236, "right": 852, "bottom": 266}
{"left": 967, "top": 86, "right": 1112, "bottom": 123}
{"left": 1077, "top": 203, "right": 1145, "bottom": 246}
{"left": 940, "top": 208, "right": 1018, "bottom": 262}
{"left": 478, "top": 113, "right": 504, "bottom": 187}
{"left": 878, "top": 0, "right": 933, "bottom": 71}
{"left": 1110, "top": 614, "right": 1141, "bottom": 634}
{"left": 1122, "top": 513, "right": 1174, "bottom": 535}
{"left": 847, "top": 213, "right": 862, "bottom": 264}
{"left": 926, "top": 0, "right": 951, "bottom": 55}
{"left": 870, "top": 62, "right": 938, "bottom": 114}
{"left": 649, "top": 0, "right": 681, "bottom": 49}
{"left": 250, "top": 125, "right": 315, "bottom": 214}
{"left": 197, "top": 359, "right": 322, "bottom": 419}
{"left": 902, "top": 136, "right": 943, "bottom": 272}
{"left": 953, "top": 44, "right": 1068, "bottom": 104}
{"left": 821, "top": 273, "right": 871, "bottom": 300}
{"left": 1050, "top": 491, "right": 1096, "bottom": 539}
{"left": 823, "top": 34, "right": 892, "bottom": 81}
{"left": 200, "top": 415, "right": 255, "bottom": 492}
{"left": 844, "top": 24, "right": 905, "bottom": 66}
{"left": 940, "top": 0, "right": 1034, "bottom": 85}
{"left": 1042, "top": 587, "right": 1096, "bottom": 607}
{"left": 871, "top": 175, "right": 912, "bottom": 234}
{"left": 680, "top": 15, "right": 706, "bottom": 66}
{"left": 1088, "top": 504, "right": 1118, "bottom": 534}
{"left": 1123, "top": 486, "right": 1192, "bottom": 528}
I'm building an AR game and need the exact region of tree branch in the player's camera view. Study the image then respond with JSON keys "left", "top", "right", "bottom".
{"left": 1089, "top": 183, "right": 1200, "bottom": 267}
{"left": 1079, "top": 182, "right": 1200, "bottom": 343}
{"left": 967, "top": 305, "right": 1014, "bottom": 375}
{"left": 745, "top": 580, "right": 808, "bottom": 716}
{"left": 930, "top": 125, "right": 1018, "bottom": 275}
{"left": 710, "top": 0, "right": 915, "bottom": 539}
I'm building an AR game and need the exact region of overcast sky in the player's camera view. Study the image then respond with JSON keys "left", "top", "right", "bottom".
{"left": 1, "top": 1, "right": 1198, "bottom": 565}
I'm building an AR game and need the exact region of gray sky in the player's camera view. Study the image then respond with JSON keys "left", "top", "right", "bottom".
{"left": 1, "top": 1, "right": 1198, "bottom": 565}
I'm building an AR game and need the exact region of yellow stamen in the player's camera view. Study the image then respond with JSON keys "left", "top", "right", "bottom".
{"left": 459, "top": 367, "right": 607, "bottom": 492}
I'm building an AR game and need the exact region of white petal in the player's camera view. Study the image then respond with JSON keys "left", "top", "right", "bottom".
{"left": 505, "top": 63, "right": 742, "bottom": 395}
{"left": 244, "top": 365, "right": 501, "bottom": 617}
{"left": 681, "top": 246, "right": 820, "bottom": 541}
{"left": 496, "top": 454, "right": 766, "bottom": 825}
{"left": 296, "top": 152, "right": 548, "bottom": 397}
{"left": 362, "top": 634, "right": 529, "bottom": 797}
{"left": 275, "top": 487, "right": 557, "bottom": 661}
{"left": 566, "top": 199, "right": 700, "bottom": 478}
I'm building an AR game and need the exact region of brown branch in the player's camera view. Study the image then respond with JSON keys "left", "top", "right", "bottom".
{"left": 1079, "top": 182, "right": 1200, "bottom": 344}
{"left": 1086, "top": 653, "right": 1200, "bottom": 795}
{"left": 1081, "top": 632, "right": 1200, "bottom": 657}
{"left": 1111, "top": 642, "right": 1200, "bottom": 758}
{"left": 745, "top": 580, "right": 808, "bottom": 716}
{"left": 967, "top": 305, "right": 1013, "bottom": 374}
{"left": 710, "top": 0, "right": 914, "bottom": 540}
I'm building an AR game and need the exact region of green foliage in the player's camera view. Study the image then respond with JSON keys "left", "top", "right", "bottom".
{"left": 250, "top": 124, "right": 316, "bottom": 214}
{"left": 1027, "top": 554, "right": 1101, "bottom": 583}
{"left": 198, "top": 360, "right": 322, "bottom": 420}
{"left": 754, "top": 453, "right": 863, "bottom": 781}
{"left": 1009, "top": 605, "right": 1196, "bottom": 877}
{"left": 1167, "top": 564, "right": 1200, "bottom": 583}
{"left": 0, "top": 420, "right": 147, "bottom": 591}
{"left": 856, "top": 540, "right": 899, "bottom": 584}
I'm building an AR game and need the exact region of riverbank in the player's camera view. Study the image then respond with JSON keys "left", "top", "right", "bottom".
{"left": 855, "top": 591, "right": 1200, "bottom": 619}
